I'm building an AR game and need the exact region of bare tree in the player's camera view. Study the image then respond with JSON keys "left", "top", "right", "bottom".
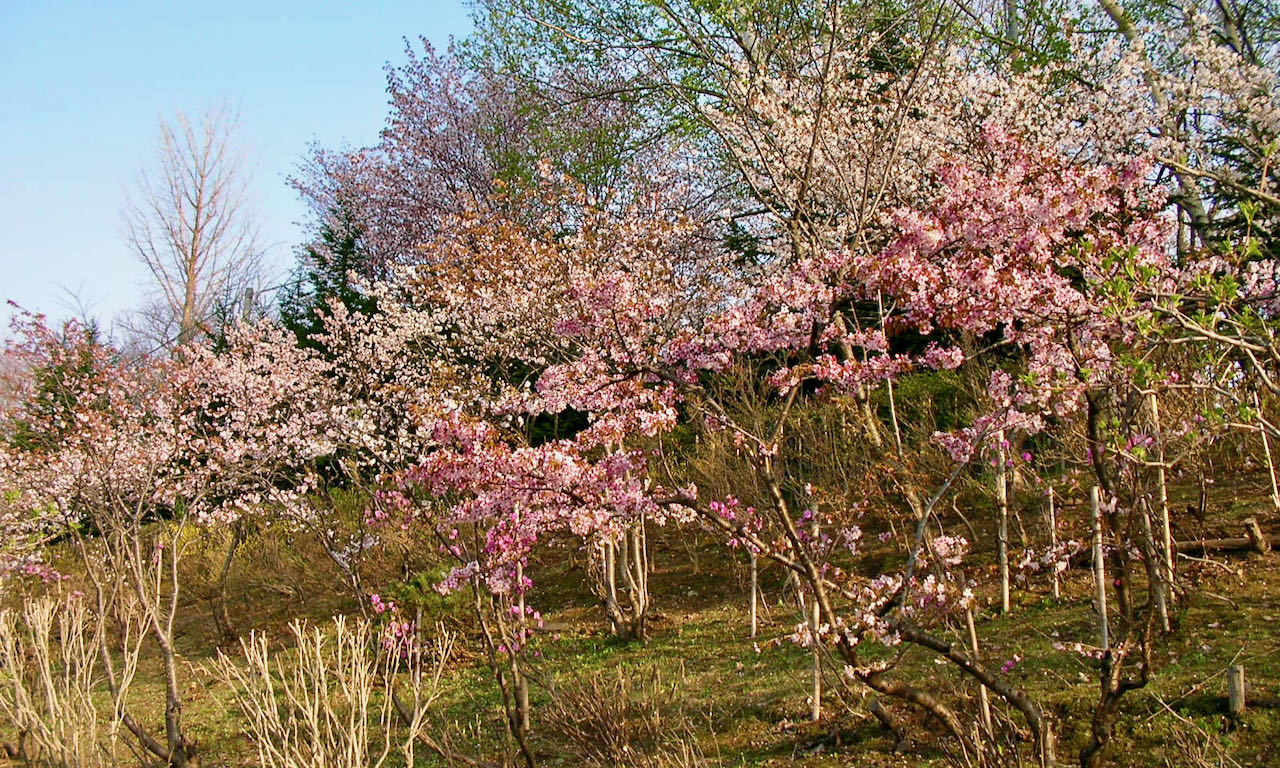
{"left": 124, "top": 105, "right": 262, "bottom": 348}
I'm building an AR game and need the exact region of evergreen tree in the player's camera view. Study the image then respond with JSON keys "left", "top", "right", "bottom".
{"left": 279, "top": 207, "right": 377, "bottom": 355}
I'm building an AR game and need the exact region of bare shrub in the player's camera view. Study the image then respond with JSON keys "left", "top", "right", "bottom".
{"left": 0, "top": 596, "right": 142, "bottom": 767}
{"left": 1153, "top": 696, "right": 1244, "bottom": 768}
{"left": 210, "top": 615, "right": 455, "bottom": 768}
{"left": 1168, "top": 726, "right": 1242, "bottom": 768}
{"left": 540, "top": 664, "right": 706, "bottom": 767}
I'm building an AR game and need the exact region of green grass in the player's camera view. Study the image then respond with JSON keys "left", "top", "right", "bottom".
{"left": 4, "top": 478, "right": 1280, "bottom": 768}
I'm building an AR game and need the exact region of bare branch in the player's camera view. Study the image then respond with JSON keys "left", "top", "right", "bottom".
{"left": 123, "top": 104, "right": 263, "bottom": 349}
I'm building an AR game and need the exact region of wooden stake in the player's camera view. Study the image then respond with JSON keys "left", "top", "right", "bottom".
{"left": 1245, "top": 517, "right": 1271, "bottom": 555}
{"left": 1228, "top": 665, "right": 1246, "bottom": 716}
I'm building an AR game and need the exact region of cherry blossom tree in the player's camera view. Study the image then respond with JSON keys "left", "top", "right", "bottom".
{"left": 360, "top": 86, "right": 1237, "bottom": 766}
{"left": 0, "top": 312, "right": 347, "bottom": 767}
{"left": 290, "top": 39, "right": 703, "bottom": 282}
{"left": 2, "top": 5, "right": 1276, "bottom": 767}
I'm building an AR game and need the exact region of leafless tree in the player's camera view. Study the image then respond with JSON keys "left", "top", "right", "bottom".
{"left": 124, "top": 105, "right": 262, "bottom": 348}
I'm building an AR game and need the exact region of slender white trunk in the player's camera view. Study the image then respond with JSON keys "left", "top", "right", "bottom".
{"left": 810, "top": 597, "right": 821, "bottom": 722}
{"left": 997, "top": 430, "right": 1010, "bottom": 614}
{"left": 1047, "top": 487, "right": 1060, "bottom": 599}
{"left": 1255, "top": 392, "right": 1280, "bottom": 513}
{"left": 1152, "top": 393, "right": 1175, "bottom": 601}
{"left": 515, "top": 526, "right": 530, "bottom": 733}
{"left": 877, "top": 292, "right": 904, "bottom": 456}
{"left": 965, "top": 607, "right": 992, "bottom": 738}
{"left": 749, "top": 549, "right": 759, "bottom": 639}
{"left": 627, "top": 521, "right": 649, "bottom": 631}
{"left": 1091, "top": 486, "right": 1109, "bottom": 652}
{"left": 1139, "top": 500, "right": 1169, "bottom": 633}
{"left": 810, "top": 512, "right": 822, "bottom": 722}
{"left": 603, "top": 539, "right": 618, "bottom": 634}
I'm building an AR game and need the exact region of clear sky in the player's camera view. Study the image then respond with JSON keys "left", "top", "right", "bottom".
{"left": 0, "top": 0, "right": 472, "bottom": 333}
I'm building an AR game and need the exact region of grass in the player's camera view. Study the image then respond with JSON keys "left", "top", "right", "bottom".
{"left": 3, "top": 474, "right": 1280, "bottom": 768}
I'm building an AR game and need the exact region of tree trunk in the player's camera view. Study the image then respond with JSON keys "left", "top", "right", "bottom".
{"left": 211, "top": 520, "right": 245, "bottom": 644}
{"left": 810, "top": 596, "right": 821, "bottom": 721}
{"left": 1047, "top": 487, "right": 1060, "bottom": 599}
{"left": 965, "top": 607, "right": 993, "bottom": 739}
{"left": 1151, "top": 394, "right": 1175, "bottom": 605}
{"left": 1091, "top": 487, "right": 1109, "bottom": 652}
{"left": 749, "top": 549, "right": 759, "bottom": 638}
{"left": 997, "top": 431, "right": 1011, "bottom": 614}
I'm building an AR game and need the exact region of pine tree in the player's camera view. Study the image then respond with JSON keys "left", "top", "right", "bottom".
{"left": 280, "top": 207, "right": 377, "bottom": 356}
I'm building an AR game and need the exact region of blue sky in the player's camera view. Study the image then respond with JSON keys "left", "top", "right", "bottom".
{"left": 1, "top": 0, "right": 472, "bottom": 332}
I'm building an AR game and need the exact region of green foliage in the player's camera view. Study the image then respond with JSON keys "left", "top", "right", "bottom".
{"left": 381, "top": 562, "right": 469, "bottom": 624}
{"left": 279, "top": 205, "right": 378, "bottom": 356}
{"left": 880, "top": 369, "right": 968, "bottom": 436}
{"left": 5, "top": 321, "right": 104, "bottom": 453}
